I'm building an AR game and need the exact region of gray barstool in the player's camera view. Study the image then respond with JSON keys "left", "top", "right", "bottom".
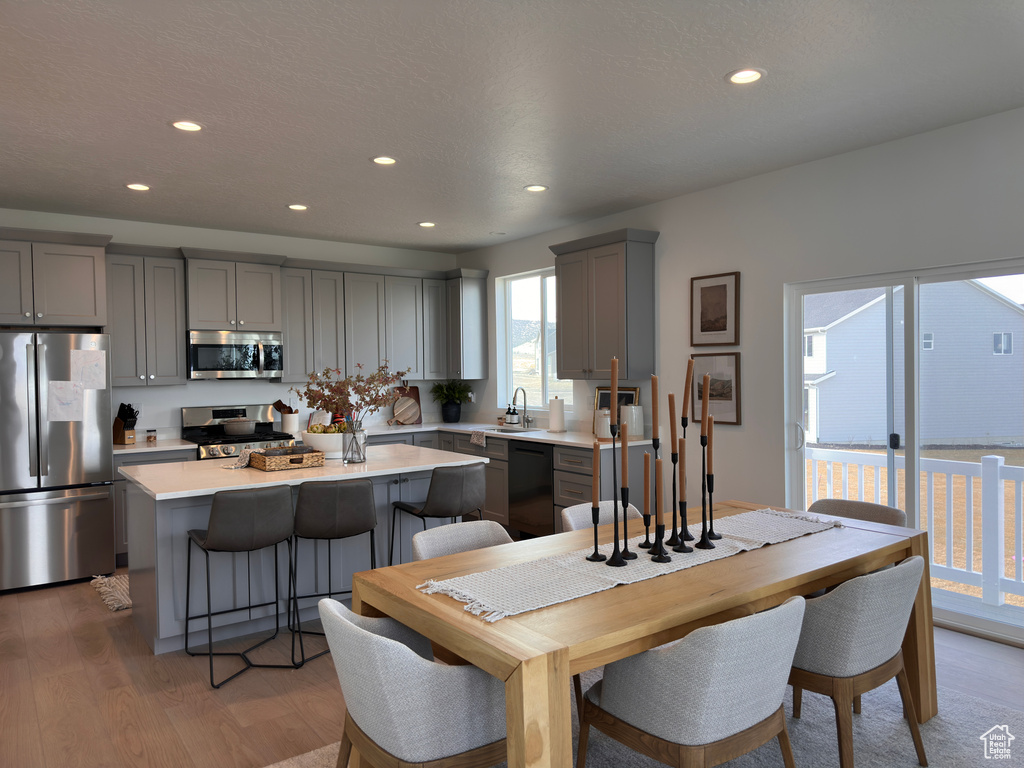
{"left": 389, "top": 464, "right": 485, "bottom": 565}
{"left": 184, "top": 484, "right": 296, "bottom": 688}
{"left": 289, "top": 479, "right": 377, "bottom": 665}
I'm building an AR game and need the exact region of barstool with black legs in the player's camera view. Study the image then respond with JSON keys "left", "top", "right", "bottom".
{"left": 184, "top": 484, "right": 297, "bottom": 688}
{"left": 289, "top": 479, "right": 377, "bottom": 665}
{"left": 389, "top": 463, "right": 485, "bottom": 565}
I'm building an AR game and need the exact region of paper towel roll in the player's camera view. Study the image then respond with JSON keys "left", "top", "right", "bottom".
{"left": 548, "top": 397, "right": 566, "bottom": 432}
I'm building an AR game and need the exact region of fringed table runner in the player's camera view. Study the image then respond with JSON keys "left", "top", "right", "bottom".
{"left": 418, "top": 509, "right": 839, "bottom": 621}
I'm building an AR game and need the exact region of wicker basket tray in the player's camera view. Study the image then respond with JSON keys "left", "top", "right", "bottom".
{"left": 249, "top": 446, "right": 325, "bottom": 471}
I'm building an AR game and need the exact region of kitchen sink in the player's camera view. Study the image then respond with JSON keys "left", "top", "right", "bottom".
{"left": 487, "top": 427, "right": 541, "bottom": 433}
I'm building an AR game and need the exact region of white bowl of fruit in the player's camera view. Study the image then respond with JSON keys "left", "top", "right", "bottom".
{"left": 301, "top": 424, "right": 346, "bottom": 459}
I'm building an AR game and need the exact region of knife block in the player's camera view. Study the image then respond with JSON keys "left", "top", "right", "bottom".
{"left": 113, "top": 418, "right": 135, "bottom": 445}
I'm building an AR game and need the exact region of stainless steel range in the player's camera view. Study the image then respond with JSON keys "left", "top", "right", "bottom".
{"left": 182, "top": 404, "right": 296, "bottom": 460}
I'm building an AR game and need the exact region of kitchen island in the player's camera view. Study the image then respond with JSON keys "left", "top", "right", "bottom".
{"left": 119, "top": 443, "right": 488, "bottom": 654}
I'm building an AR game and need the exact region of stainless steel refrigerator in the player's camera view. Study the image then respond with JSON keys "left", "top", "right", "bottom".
{"left": 0, "top": 332, "right": 115, "bottom": 590}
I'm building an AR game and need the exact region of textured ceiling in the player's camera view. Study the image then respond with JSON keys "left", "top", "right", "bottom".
{"left": 3, "top": 0, "right": 1024, "bottom": 255}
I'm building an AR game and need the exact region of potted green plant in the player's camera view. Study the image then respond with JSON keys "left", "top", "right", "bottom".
{"left": 430, "top": 378, "right": 473, "bottom": 423}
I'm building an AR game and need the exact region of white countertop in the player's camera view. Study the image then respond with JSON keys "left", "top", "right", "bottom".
{"left": 118, "top": 443, "right": 488, "bottom": 500}
{"left": 368, "top": 421, "right": 652, "bottom": 449}
{"left": 113, "top": 438, "right": 196, "bottom": 456}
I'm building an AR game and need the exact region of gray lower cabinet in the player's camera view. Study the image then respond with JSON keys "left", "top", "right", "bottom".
{"left": 375, "top": 470, "right": 437, "bottom": 566}
{"left": 384, "top": 276, "right": 423, "bottom": 379}
{"left": 281, "top": 267, "right": 315, "bottom": 383}
{"left": 422, "top": 278, "right": 448, "bottom": 380}
{"left": 438, "top": 432, "right": 454, "bottom": 452}
{"left": 113, "top": 449, "right": 195, "bottom": 564}
{"left": 551, "top": 229, "right": 657, "bottom": 380}
{"left": 367, "top": 433, "right": 413, "bottom": 447}
{"left": 0, "top": 239, "right": 107, "bottom": 326}
{"left": 345, "top": 272, "right": 386, "bottom": 371}
{"left": 106, "top": 252, "right": 187, "bottom": 386}
{"left": 187, "top": 258, "right": 282, "bottom": 331}
{"left": 413, "top": 432, "right": 438, "bottom": 449}
{"left": 451, "top": 433, "right": 509, "bottom": 525}
{"left": 552, "top": 443, "right": 650, "bottom": 532}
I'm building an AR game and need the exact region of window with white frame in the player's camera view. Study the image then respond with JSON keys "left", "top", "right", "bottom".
{"left": 803, "top": 334, "right": 814, "bottom": 356}
{"left": 504, "top": 271, "right": 572, "bottom": 409}
{"left": 994, "top": 332, "right": 1013, "bottom": 355}
{"left": 922, "top": 332, "right": 934, "bottom": 350}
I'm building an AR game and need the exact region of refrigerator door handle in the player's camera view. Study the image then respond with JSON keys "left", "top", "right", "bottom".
{"left": 26, "top": 343, "right": 39, "bottom": 478}
{"left": 37, "top": 342, "right": 48, "bottom": 477}
{"left": 0, "top": 491, "right": 111, "bottom": 509}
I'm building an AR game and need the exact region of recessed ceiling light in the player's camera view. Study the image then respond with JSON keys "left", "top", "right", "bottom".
{"left": 372, "top": 156, "right": 397, "bottom": 165}
{"left": 726, "top": 68, "right": 765, "bottom": 84}
{"left": 172, "top": 120, "right": 203, "bottom": 131}
{"left": 524, "top": 184, "right": 548, "bottom": 192}
{"left": 418, "top": 221, "right": 436, "bottom": 228}
{"left": 126, "top": 183, "right": 150, "bottom": 191}
{"left": 288, "top": 204, "right": 308, "bottom": 211}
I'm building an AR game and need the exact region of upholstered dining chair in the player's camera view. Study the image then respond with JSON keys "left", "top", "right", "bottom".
{"left": 318, "top": 598, "right": 507, "bottom": 768}
{"left": 808, "top": 498, "right": 907, "bottom": 527}
{"left": 789, "top": 556, "right": 928, "bottom": 768}
{"left": 412, "top": 519, "right": 513, "bottom": 561}
{"left": 389, "top": 463, "right": 485, "bottom": 565}
{"left": 289, "top": 479, "right": 377, "bottom": 665}
{"left": 559, "top": 499, "right": 642, "bottom": 532}
{"left": 578, "top": 596, "right": 806, "bottom": 768}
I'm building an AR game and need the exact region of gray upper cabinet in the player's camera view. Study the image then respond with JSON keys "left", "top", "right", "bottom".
{"left": 187, "top": 258, "right": 282, "bottom": 331}
{"left": 422, "top": 278, "right": 448, "bottom": 380}
{"left": 106, "top": 250, "right": 187, "bottom": 386}
{"left": 0, "top": 238, "right": 108, "bottom": 326}
{"left": 345, "top": 273, "right": 386, "bottom": 372}
{"left": 312, "top": 270, "right": 346, "bottom": 373}
{"left": 280, "top": 267, "right": 314, "bottom": 383}
{"left": 447, "top": 273, "right": 487, "bottom": 379}
{"left": 384, "top": 276, "right": 423, "bottom": 379}
{"left": 551, "top": 229, "right": 658, "bottom": 380}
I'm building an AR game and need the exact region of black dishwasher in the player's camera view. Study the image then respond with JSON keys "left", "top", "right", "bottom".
{"left": 508, "top": 440, "right": 554, "bottom": 537}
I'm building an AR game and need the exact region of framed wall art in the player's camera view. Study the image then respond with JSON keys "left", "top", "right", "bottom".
{"left": 593, "top": 386, "right": 639, "bottom": 431}
{"left": 691, "top": 271, "right": 740, "bottom": 346}
{"left": 690, "top": 353, "right": 741, "bottom": 425}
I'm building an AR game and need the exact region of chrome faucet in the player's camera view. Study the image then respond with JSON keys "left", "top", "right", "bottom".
{"left": 512, "top": 387, "right": 532, "bottom": 428}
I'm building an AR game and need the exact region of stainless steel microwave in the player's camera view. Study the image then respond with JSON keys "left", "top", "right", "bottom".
{"left": 187, "top": 330, "right": 284, "bottom": 379}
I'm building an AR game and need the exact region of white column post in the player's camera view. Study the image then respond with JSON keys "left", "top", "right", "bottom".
{"left": 980, "top": 455, "right": 1006, "bottom": 607}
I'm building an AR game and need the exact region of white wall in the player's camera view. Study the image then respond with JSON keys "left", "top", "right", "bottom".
{"left": 458, "top": 106, "right": 1024, "bottom": 507}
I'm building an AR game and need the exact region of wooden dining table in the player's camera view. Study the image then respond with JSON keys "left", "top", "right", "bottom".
{"left": 351, "top": 499, "right": 937, "bottom": 768}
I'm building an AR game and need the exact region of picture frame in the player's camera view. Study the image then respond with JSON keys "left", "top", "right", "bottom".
{"left": 691, "top": 271, "right": 740, "bottom": 346}
{"left": 593, "top": 386, "right": 640, "bottom": 431}
{"left": 690, "top": 353, "right": 741, "bottom": 425}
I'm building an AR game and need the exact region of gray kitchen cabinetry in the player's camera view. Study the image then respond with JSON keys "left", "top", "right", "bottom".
{"left": 106, "top": 249, "right": 187, "bottom": 386}
{"left": 0, "top": 236, "right": 109, "bottom": 326}
{"left": 186, "top": 258, "right": 282, "bottom": 331}
{"left": 438, "top": 431, "right": 454, "bottom": 452}
{"left": 280, "top": 267, "right": 315, "bottom": 383}
{"left": 312, "top": 270, "right": 346, "bottom": 373}
{"left": 451, "top": 433, "right": 509, "bottom": 525}
{"left": 551, "top": 229, "right": 658, "bottom": 380}
{"left": 413, "top": 432, "right": 438, "bottom": 450}
{"left": 552, "top": 443, "right": 650, "bottom": 532}
{"left": 447, "top": 271, "right": 487, "bottom": 380}
{"left": 112, "top": 449, "right": 195, "bottom": 565}
{"left": 367, "top": 433, "right": 413, "bottom": 447}
{"left": 384, "top": 276, "right": 423, "bottom": 379}
{"left": 422, "top": 278, "right": 448, "bottom": 380}
{"left": 377, "top": 470, "right": 439, "bottom": 565}
{"left": 344, "top": 272, "right": 386, "bottom": 372}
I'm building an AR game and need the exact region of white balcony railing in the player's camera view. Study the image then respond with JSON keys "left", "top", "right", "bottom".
{"left": 806, "top": 447, "right": 1024, "bottom": 607}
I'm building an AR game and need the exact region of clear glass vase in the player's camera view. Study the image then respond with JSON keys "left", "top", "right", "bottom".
{"left": 343, "top": 420, "right": 367, "bottom": 464}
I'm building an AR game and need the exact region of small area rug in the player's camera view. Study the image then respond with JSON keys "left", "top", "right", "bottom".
{"left": 263, "top": 673, "right": 1024, "bottom": 768}
{"left": 91, "top": 574, "right": 132, "bottom": 611}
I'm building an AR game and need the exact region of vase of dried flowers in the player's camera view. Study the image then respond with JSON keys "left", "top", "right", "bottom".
{"left": 291, "top": 362, "right": 408, "bottom": 461}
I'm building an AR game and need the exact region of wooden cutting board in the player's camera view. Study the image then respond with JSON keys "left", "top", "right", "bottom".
{"left": 390, "top": 385, "right": 422, "bottom": 424}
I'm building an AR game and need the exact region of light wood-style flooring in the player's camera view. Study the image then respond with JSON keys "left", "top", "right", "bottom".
{"left": 1, "top": 571, "right": 1022, "bottom": 767}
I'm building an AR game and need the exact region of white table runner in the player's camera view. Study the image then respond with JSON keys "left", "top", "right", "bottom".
{"left": 418, "top": 509, "right": 839, "bottom": 621}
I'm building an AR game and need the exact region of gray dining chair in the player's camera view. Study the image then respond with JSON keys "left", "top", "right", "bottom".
{"left": 412, "top": 519, "right": 512, "bottom": 561}
{"left": 390, "top": 463, "right": 486, "bottom": 565}
{"left": 560, "top": 499, "right": 642, "bottom": 532}
{"left": 808, "top": 498, "right": 907, "bottom": 527}
{"left": 579, "top": 596, "right": 805, "bottom": 768}
{"left": 318, "top": 598, "right": 507, "bottom": 768}
{"left": 789, "top": 556, "right": 927, "bottom": 768}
